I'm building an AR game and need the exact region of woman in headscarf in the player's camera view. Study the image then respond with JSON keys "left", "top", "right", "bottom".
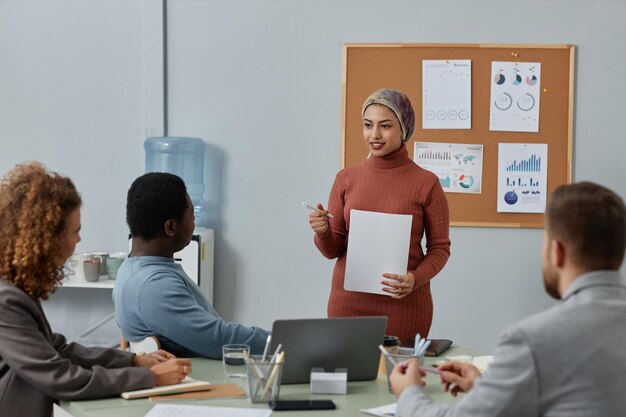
{"left": 0, "top": 162, "right": 191, "bottom": 417}
{"left": 308, "top": 89, "right": 451, "bottom": 344}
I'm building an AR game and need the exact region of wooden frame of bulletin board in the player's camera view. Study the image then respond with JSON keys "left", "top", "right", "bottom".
{"left": 341, "top": 43, "right": 575, "bottom": 228}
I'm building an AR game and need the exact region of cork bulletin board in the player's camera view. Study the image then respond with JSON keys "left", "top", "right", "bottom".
{"left": 341, "top": 43, "right": 575, "bottom": 228}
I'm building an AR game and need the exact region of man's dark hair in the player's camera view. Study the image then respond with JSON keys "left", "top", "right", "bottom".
{"left": 547, "top": 181, "right": 626, "bottom": 271}
{"left": 126, "top": 172, "right": 188, "bottom": 239}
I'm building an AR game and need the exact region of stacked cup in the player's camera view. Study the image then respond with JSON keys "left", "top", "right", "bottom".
{"left": 64, "top": 252, "right": 127, "bottom": 282}
{"left": 106, "top": 252, "right": 127, "bottom": 280}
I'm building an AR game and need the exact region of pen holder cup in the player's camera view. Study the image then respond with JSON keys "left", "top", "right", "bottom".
{"left": 384, "top": 347, "right": 425, "bottom": 392}
{"left": 245, "top": 355, "right": 283, "bottom": 403}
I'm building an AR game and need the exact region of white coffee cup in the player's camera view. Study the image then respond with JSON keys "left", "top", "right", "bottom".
{"left": 65, "top": 253, "right": 89, "bottom": 282}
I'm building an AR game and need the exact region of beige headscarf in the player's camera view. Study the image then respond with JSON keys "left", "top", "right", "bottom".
{"left": 362, "top": 89, "right": 415, "bottom": 142}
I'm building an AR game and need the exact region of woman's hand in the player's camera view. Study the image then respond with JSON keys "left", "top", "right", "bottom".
{"left": 308, "top": 203, "right": 331, "bottom": 235}
{"left": 150, "top": 358, "right": 193, "bottom": 386}
{"left": 131, "top": 350, "right": 176, "bottom": 368}
{"left": 382, "top": 272, "right": 415, "bottom": 299}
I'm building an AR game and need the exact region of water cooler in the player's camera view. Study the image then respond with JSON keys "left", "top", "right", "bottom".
{"left": 144, "top": 136, "right": 207, "bottom": 225}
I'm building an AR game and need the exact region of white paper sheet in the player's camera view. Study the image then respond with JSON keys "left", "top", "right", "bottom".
{"left": 489, "top": 61, "right": 541, "bottom": 132}
{"left": 422, "top": 59, "right": 472, "bottom": 129}
{"left": 344, "top": 210, "right": 412, "bottom": 296}
{"left": 360, "top": 402, "right": 397, "bottom": 416}
{"left": 414, "top": 141, "right": 483, "bottom": 194}
{"left": 497, "top": 143, "right": 548, "bottom": 213}
{"left": 143, "top": 404, "right": 272, "bottom": 417}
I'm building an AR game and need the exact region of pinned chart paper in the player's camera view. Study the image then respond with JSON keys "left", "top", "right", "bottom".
{"left": 422, "top": 60, "right": 472, "bottom": 129}
{"left": 414, "top": 141, "right": 483, "bottom": 194}
{"left": 497, "top": 143, "right": 548, "bottom": 213}
{"left": 490, "top": 61, "right": 541, "bottom": 132}
{"left": 344, "top": 210, "right": 412, "bottom": 296}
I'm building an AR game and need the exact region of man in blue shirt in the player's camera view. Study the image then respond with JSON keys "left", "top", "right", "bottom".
{"left": 113, "top": 172, "right": 269, "bottom": 359}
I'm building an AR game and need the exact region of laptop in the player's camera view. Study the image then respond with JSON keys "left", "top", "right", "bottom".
{"left": 269, "top": 316, "right": 387, "bottom": 384}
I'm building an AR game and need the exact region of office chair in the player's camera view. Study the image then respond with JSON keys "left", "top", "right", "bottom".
{"left": 120, "top": 335, "right": 160, "bottom": 354}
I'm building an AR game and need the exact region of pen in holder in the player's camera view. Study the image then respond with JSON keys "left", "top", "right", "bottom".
{"left": 379, "top": 345, "right": 425, "bottom": 392}
{"left": 245, "top": 352, "right": 285, "bottom": 403}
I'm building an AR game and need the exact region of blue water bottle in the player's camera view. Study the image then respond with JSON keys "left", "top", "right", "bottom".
{"left": 144, "top": 136, "right": 206, "bottom": 226}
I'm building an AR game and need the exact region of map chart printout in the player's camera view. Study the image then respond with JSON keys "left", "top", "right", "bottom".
{"left": 414, "top": 141, "right": 484, "bottom": 194}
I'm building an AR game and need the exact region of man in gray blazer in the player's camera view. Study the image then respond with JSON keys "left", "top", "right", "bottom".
{"left": 391, "top": 181, "right": 626, "bottom": 416}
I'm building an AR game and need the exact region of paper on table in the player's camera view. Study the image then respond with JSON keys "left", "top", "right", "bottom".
{"left": 472, "top": 355, "right": 495, "bottom": 373}
{"left": 361, "top": 402, "right": 397, "bottom": 416}
{"left": 345, "top": 210, "right": 412, "bottom": 296}
{"left": 144, "top": 404, "right": 272, "bottom": 417}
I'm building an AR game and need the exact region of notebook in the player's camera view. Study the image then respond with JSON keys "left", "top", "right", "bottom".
{"left": 121, "top": 377, "right": 211, "bottom": 400}
{"left": 400, "top": 338, "right": 453, "bottom": 357}
{"left": 270, "top": 316, "right": 387, "bottom": 384}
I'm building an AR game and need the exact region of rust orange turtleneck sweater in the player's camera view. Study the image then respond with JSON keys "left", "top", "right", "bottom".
{"left": 314, "top": 145, "right": 451, "bottom": 343}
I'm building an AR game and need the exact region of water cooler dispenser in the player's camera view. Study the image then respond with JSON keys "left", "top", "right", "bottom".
{"left": 145, "top": 136, "right": 207, "bottom": 225}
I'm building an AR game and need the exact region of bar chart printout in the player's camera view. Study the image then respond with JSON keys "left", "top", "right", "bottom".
{"left": 415, "top": 142, "right": 483, "bottom": 194}
{"left": 497, "top": 143, "right": 548, "bottom": 213}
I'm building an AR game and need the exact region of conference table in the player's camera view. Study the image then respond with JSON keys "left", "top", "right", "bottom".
{"left": 61, "top": 345, "right": 483, "bottom": 417}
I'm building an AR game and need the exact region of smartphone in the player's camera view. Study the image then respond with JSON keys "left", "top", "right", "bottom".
{"left": 269, "top": 399, "right": 336, "bottom": 411}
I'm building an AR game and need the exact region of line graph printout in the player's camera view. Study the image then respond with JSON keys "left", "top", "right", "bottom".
{"left": 414, "top": 141, "right": 483, "bottom": 194}
{"left": 497, "top": 143, "right": 548, "bottom": 213}
{"left": 490, "top": 61, "right": 541, "bottom": 133}
{"left": 422, "top": 60, "right": 472, "bottom": 129}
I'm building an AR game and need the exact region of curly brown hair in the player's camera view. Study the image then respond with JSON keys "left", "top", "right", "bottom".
{"left": 0, "top": 162, "right": 81, "bottom": 300}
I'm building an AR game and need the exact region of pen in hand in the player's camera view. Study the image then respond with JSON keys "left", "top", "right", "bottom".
{"left": 302, "top": 202, "right": 334, "bottom": 219}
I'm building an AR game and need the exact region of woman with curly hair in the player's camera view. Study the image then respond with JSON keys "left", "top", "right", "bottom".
{"left": 0, "top": 162, "right": 192, "bottom": 417}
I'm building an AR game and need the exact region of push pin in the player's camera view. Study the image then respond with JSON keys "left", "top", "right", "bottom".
{"left": 543, "top": 88, "right": 548, "bottom": 93}
{"left": 510, "top": 52, "right": 519, "bottom": 57}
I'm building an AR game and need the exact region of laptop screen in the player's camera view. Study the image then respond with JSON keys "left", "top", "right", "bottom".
{"left": 269, "top": 316, "right": 387, "bottom": 384}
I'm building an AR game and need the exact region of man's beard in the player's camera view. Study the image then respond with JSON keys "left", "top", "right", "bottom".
{"left": 542, "top": 265, "right": 561, "bottom": 300}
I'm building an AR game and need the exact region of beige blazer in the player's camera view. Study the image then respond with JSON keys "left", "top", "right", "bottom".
{"left": 397, "top": 270, "right": 626, "bottom": 417}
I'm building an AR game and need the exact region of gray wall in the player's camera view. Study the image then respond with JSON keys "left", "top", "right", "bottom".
{"left": 2, "top": 0, "right": 625, "bottom": 353}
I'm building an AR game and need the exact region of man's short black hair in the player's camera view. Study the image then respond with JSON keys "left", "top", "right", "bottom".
{"left": 126, "top": 172, "right": 189, "bottom": 239}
